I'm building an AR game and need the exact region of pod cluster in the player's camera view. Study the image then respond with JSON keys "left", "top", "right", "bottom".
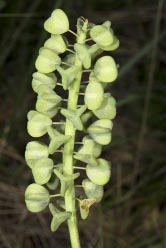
{"left": 25, "top": 9, "right": 119, "bottom": 230}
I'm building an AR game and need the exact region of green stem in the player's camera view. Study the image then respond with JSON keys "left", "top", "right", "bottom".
{"left": 63, "top": 55, "right": 82, "bottom": 248}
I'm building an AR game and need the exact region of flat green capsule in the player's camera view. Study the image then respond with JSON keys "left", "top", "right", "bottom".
{"left": 32, "top": 158, "right": 54, "bottom": 185}
{"left": 44, "top": 34, "right": 67, "bottom": 54}
{"left": 44, "top": 9, "right": 69, "bottom": 34}
{"left": 60, "top": 107, "right": 85, "bottom": 131}
{"left": 93, "top": 95, "right": 116, "bottom": 120}
{"left": 35, "top": 47, "right": 61, "bottom": 73}
{"left": 82, "top": 179, "right": 104, "bottom": 202}
{"left": 36, "top": 85, "right": 61, "bottom": 118}
{"left": 90, "top": 25, "right": 114, "bottom": 47}
{"left": 86, "top": 159, "right": 111, "bottom": 185}
{"left": 25, "top": 183, "right": 50, "bottom": 213}
{"left": 78, "top": 136, "right": 102, "bottom": 158}
{"left": 94, "top": 56, "right": 118, "bottom": 83}
{"left": 99, "top": 36, "right": 119, "bottom": 51}
{"left": 74, "top": 43, "right": 91, "bottom": 69}
{"left": 49, "top": 203, "right": 71, "bottom": 232}
{"left": 49, "top": 134, "right": 71, "bottom": 154}
{"left": 32, "top": 72, "right": 57, "bottom": 93}
{"left": 84, "top": 82, "right": 104, "bottom": 110}
{"left": 56, "top": 65, "right": 80, "bottom": 90}
{"left": 87, "top": 119, "right": 113, "bottom": 145}
{"left": 27, "top": 111, "right": 52, "bottom": 137}
{"left": 25, "top": 141, "right": 49, "bottom": 169}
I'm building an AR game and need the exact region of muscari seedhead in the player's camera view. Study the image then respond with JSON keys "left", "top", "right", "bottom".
{"left": 25, "top": 8, "right": 119, "bottom": 231}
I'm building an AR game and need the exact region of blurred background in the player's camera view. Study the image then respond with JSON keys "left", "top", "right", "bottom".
{"left": 0, "top": 0, "right": 165, "bottom": 247}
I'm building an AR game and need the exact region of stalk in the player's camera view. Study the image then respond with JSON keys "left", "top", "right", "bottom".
{"left": 63, "top": 56, "right": 82, "bottom": 248}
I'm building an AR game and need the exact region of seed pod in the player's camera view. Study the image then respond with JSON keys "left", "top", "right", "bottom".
{"left": 47, "top": 173, "right": 59, "bottom": 190}
{"left": 44, "top": 34, "right": 67, "bottom": 54}
{"left": 84, "top": 82, "right": 104, "bottom": 110}
{"left": 54, "top": 169, "right": 80, "bottom": 196}
{"left": 99, "top": 36, "right": 119, "bottom": 51}
{"left": 87, "top": 119, "right": 113, "bottom": 145}
{"left": 94, "top": 56, "right": 118, "bottom": 83}
{"left": 25, "top": 183, "right": 50, "bottom": 212}
{"left": 27, "top": 110, "right": 36, "bottom": 120}
{"left": 82, "top": 179, "right": 104, "bottom": 202}
{"left": 32, "top": 72, "right": 57, "bottom": 93}
{"left": 74, "top": 43, "right": 91, "bottom": 69}
{"left": 60, "top": 108, "right": 84, "bottom": 131}
{"left": 25, "top": 141, "right": 49, "bottom": 169}
{"left": 35, "top": 47, "right": 61, "bottom": 73}
{"left": 86, "top": 159, "right": 111, "bottom": 185}
{"left": 90, "top": 25, "right": 114, "bottom": 47}
{"left": 49, "top": 203, "right": 71, "bottom": 232}
{"left": 78, "top": 136, "right": 102, "bottom": 158}
{"left": 44, "top": 9, "right": 69, "bottom": 34}
{"left": 27, "top": 110, "right": 52, "bottom": 137}
{"left": 47, "top": 127, "right": 71, "bottom": 154}
{"left": 79, "top": 198, "right": 96, "bottom": 219}
{"left": 56, "top": 65, "right": 80, "bottom": 90}
{"left": 36, "top": 85, "right": 61, "bottom": 118}
{"left": 93, "top": 95, "right": 116, "bottom": 120}
{"left": 32, "top": 158, "right": 54, "bottom": 185}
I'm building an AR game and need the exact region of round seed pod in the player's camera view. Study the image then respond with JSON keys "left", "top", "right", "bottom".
{"left": 86, "top": 159, "right": 111, "bottom": 185}
{"left": 90, "top": 25, "right": 114, "bottom": 47}
{"left": 25, "top": 183, "right": 50, "bottom": 213}
{"left": 27, "top": 111, "right": 52, "bottom": 137}
{"left": 82, "top": 179, "right": 104, "bottom": 202}
{"left": 32, "top": 158, "right": 54, "bottom": 185}
{"left": 44, "top": 9, "right": 69, "bottom": 34}
{"left": 94, "top": 56, "right": 118, "bottom": 83}
{"left": 80, "top": 136, "right": 102, "bottom": 158}
{"left": 32, "top": 72, "right": 57, "bottom": 93}
{"left": 44, "top": 34, "right": 67, "bottom": 54}
{"left": 74, "top": 43, "right": 91, "bottom": 69}
{"left": 35, "top": 47, "right": 61, "bottom": 73}
{"left": 99, "top": 37, "right": 119, "bottom": 51}
{"left": 25, "top": 141, "right": 49, "bottom": 169}
{"left": 36, "top": 85, "right": 61, "bottom": 118}
{"left": 87, "top": 119, "right": 113, "bottom": 145}
{"left": 93, "top": 95, "right": 116, "bottom": 120}
{"left": 84, "top": 82, "right": 104, "bottom": 110}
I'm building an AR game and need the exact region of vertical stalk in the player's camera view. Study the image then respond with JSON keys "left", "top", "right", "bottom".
{"left": 63, "top": 56, "right": 82, "bottom": 248}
